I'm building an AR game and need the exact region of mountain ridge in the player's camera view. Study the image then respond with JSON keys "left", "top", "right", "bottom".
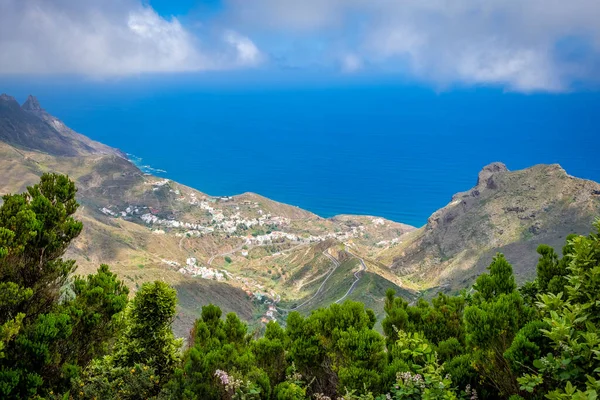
{"left": 0, "top": 93, "right": 125, "bottom": 158}
{"left": 379, "top": 161, "right": 600, "bottom": 293}
{"left": 1, "top": 93, "right": 599, "bottom": 333}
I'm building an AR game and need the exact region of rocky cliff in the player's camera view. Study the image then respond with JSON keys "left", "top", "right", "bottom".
{"left": 380, "top": 162, "right": 600, "bottom": 292}
{"left": 1, "top": 93, "right": 599, "bottom": 329}
{"left": 0, "top": 94, "right": 124, "bottom": 157}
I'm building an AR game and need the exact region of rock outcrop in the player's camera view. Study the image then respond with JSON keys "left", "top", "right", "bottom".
{"left": 385, "top": 162, "right": 600, "bottom": 292}
{"left": 21, "top": 95, "right": 43, "bottom": 112}
{"left": 0, "top": 93, "right": 124, "bottom": 158}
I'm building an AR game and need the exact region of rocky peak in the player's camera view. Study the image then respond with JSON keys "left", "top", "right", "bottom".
{"left": 427, "top": 162, "right": 509, "bottom": 232}
{"left": 1, "top": 92, "right": 125, "bottom": 158}
{"left": 476, "top": 162, "right": 508, "bottom": 188}
{"left": 0, "top": 93, "right": 19, "bottom": 105}
{"left": 0, "top": 94, "right": 23, "bottom": 113}
{"left": 21, "top": 95, "right": 43, "bottom": 112}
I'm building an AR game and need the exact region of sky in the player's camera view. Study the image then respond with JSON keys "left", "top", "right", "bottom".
{"left": 1, "top": 0, "right": 600, "bottom": 92}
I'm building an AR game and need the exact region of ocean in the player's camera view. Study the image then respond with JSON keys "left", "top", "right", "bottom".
{"left": 6, "top": 80, "right": 600, "bottom": 227}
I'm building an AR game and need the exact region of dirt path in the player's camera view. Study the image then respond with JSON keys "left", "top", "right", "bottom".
{"left": 207, "top": 244, "right": 245, "bottom": 265}
{"left": 276, "top": 251, "right": 340, "bottom": 312}
{"left": 334, "top": 255, "right": 366, "bottom": 304}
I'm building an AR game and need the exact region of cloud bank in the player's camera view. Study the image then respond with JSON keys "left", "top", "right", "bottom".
{"left": 227, "top": 0, "right": 600, "bottom": 91}
{"left": 1, "top": 0, "right": 600, "bottom": 91}
{"left": 0, "top": 0, "right": 262, "bottom": 76}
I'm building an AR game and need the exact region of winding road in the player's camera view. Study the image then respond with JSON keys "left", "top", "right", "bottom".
{"left": 204, "top": 242, "right": 370, "bottom": 314}
{"left": 334, "top": 254, "right": 367, "bottom": 303}
{"left": 206, "top": 241, "right": 310, "bottom": 266}
{"left": 207, "top": 244, "right": 245, "bottom": 265}
{"left": 277, "top": 248, "right": 369, "bottom": 312}
{"left": 276, "top": 251, "right": 341, "bottom": 312}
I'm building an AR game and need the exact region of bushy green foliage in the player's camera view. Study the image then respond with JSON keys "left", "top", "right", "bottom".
{"left": 2, "top": 175, "right": 600, "bottom": 399}
{"left": 464, "top": 254, "right": 535, "bottom": 396}
{"left": 519, "top": 221, "right": 600, "bottom": 398}
{"left": 113, "top": 281, "right": 181, "bottom": 381}
{"left": 0, "top": 174, "right": 129, "bottom": 398}
{"left": 165, "top": 304, "right": 268, "bottom": 399}
{"left": 286, "top": 301, "right": 385, "bottom": 397}
{"left": 388, "top": 331, "right": 458, "bottom": 399}
{"left": 72, "top": 361, "right": 159, "bottom": 400}
{"left": 73, "top": 280, "right": 181, "bottom": 399}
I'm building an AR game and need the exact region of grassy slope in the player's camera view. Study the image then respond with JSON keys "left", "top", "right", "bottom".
{"left": 277, "top": 257, "right": 413, "bottom": 331}
{"left": 0, "top": 141, "right": 410, "bottom": 335}
{"left": 0, "top": 142, "right": 258, "bottom": 337}
{"left": 378, "top": 164, "right": 600, "bottom": 294}
{"left": 5, "top": 138, "right": 600, "bottom": 335}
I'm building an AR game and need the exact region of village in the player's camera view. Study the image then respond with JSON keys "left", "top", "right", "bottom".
{"left": 99, "top": 178, "right": 369, "bottom": 247}
{"left": 160, "top": 256, "right": 282, "bottom": 322}
{"left": 97, "top": 178, "right": 394, "bottom": 323}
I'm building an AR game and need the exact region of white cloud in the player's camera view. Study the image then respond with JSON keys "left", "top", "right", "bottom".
{"left": 224, "top": 31, "right": 264, "bottom": 67}
{"left": 0, "top": 0, "right": 262, "bottom": 76}
{"left": 227, "top": 0, "right": 600, "bottom": 91}
{"left": 1, "top": 0, "right": 599, "bottom": 90}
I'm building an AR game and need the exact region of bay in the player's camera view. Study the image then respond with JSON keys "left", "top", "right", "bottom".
{"left": 8, "top": 81, "right": 600, "bottom": 227}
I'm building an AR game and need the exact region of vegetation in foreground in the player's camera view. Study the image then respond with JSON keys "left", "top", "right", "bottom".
{"left": 1, "top": 174, "right": 599, "bottom": 399}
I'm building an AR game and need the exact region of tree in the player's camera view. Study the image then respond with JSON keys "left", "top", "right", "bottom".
{"left": 0, "top": 174, "right": 82, "bottom": 317}
{"left": 471, "top": 253, "right": 516, "bottom": 302}
{"left": 382, "top": 288, "right": 408, "bottom": 347}
{"left": 0, "top": 174, "right": 128, "bottom": 398}
{"left": 536, "top": 244, "right": 569, "bottom": 295}
{"left": 252, "top": 321, "right": 288, "bottom": 388}
{"left": 113, "top": 281, "right": 181, "bottom": 383}
{"left": 520, "top": 221, "right": 600, "bottom": 398}
{"left": 464, "top": 254, "right": 533, "bottom": 397}
{"left": 65, "top": 265, "right": 129, "bottom": 366}
{"left": 286, "top": 301, "right": 385, "bottom": 397}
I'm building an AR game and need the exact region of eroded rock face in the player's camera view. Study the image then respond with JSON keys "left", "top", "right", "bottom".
{"left": 390, "top": 162, "right": 600, "bottom": 291}
{"left": 476, "top": 162, "right": 508, "bottom": 189}
{"left": 21, "top": 95, "right": 43, "bottom": 112}
{"left": 427, "top": 162, "right": 509, "bottom": 233}
{"left": 0, "top": 92, "right": 124, "bottom": 158}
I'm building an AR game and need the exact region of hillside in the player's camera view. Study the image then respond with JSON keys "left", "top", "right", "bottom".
{"left": 0, "top": 94, "right": 123, "bottom": 157}
{"left": 375, "top": 162, "right": 600, "bottom": 293}
{"left": 0, "top": 94, "right": 415, "bottom": 335}
{"left": 1, "top": 93, "right": 599, "bottom": 335}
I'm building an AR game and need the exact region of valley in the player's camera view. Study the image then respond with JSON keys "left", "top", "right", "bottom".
{"left": 1, "top": 93, "right": 600, "bottom": 336}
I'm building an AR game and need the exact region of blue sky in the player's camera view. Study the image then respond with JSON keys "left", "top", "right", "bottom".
{"left": 148, "top": 0, "right": 223, "bottom": 16}
{"left": 1, "top": 0, "right": 599, "bottom": 92}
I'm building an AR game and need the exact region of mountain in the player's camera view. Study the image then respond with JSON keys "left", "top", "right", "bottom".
{"left": 0, "top": 93, "right": 599, "bottom": 334}
{"left": 0, "top": 94, "right": 417, "bottom": 334}
{"left": 0, "top": 94, "right": 123, "bottom": 157}
{"left": 376, "top": 162, "right": 600, "bottom": 293}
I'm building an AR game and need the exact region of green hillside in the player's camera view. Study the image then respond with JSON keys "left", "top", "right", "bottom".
{"left": 2, "top": 173, "right": 599, "bottom": 399}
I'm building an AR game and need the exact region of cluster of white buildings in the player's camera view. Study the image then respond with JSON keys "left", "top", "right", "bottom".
{"left": 102, "top": 197, "right": 372, "bottom": 247}
{"left": 176, "top": 258, "right": 228, "bottom": 281}
{"left": 376, "top": 238, "right": 401, "bottom": 247}
{"left": 99, "top": 180, "right": 386, "bottom": 266}
{"left": 100, "top": 207, "right": 118, "bottom": 217}
{"left": 265, "top": 305, "right": 278, "bottom": 321}
{"left": 247, "top": 231, "right": 300, "bottom": 245}
{"left": 140, "top": 213, "right": 215, "bottom": 233}
{"left": 163, "top": 257, "right": 280, "bottom": 318}
{"left": 100, "top": 205, "right": 146, "bottom": 218}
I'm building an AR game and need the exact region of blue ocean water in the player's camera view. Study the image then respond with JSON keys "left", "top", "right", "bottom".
{"left": 4, "top": 79, "right": 600, "bottom": 227}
